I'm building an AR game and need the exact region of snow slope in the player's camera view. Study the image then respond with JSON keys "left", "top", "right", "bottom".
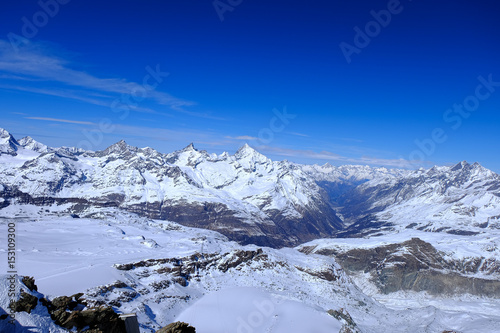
{"left": 1, "top": 209, "right": 499, "bottom": 332}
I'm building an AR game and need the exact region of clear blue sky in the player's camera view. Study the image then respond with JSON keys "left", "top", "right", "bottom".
{"left": 1, "top": 0, "right": 499, "bottom": 171}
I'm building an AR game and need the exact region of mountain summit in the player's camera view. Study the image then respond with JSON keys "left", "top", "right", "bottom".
{"left": 0, "top": 128, "right": 20, "bottom": 156}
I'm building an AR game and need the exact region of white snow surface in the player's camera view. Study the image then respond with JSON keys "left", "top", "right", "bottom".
{"left": 0, "top": 209, "right": 499, "bottom": 332}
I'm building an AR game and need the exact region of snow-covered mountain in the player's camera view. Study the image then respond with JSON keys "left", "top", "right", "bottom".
{"left": 316, "top": 161, "right": 500, "bottom": 237}
{"left": 1, "top": 127, "right": 500, "bottom": 246}
{"left": 0, "top": 129, "right": 343, "bottom": 247}
{"left": 0, "top": 128, "right": 21, "bottom": 156}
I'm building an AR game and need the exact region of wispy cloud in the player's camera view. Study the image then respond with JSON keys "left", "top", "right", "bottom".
{"left": 25, "top": 117, "right": 95, "bottom": 125}
{"left": 257, "top": 145, "right": 429, "bottom": 168}
{"left": 225, "top": 135, "right": 258, "bottom": 141}
{"left": 286, "top": 131, "right": 309, "bottom": 137}
{"left": 0, "top": 40, "right": 205, "bottom": 116}
{"left": 0, "top": 84, "right": 171, "bottom": 115}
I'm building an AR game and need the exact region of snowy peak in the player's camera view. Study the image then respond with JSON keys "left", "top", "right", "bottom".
{"left": 0, "top": 128, "right": 20, "bottom": 156}
{"left": 235, "top": 143, "right": 258, "bottom": 157}
{"left": 168, "top": 142, "right": 212, "bottom": 167}
{"left": 0, "top": 128, "right": 11, "bottom": 139}
{"left": 98, "top": 140, "right": 136, "bottom": 156}
{"left": 18, "top": 136, "right": 50, "bottom": 153}
{"left": 442, "top": 160, "right": 496, "bottom": 183}
{"left": 234, "top": 144, "right": 270, "bottom": 169}
{"left": 450, "top": 160, "right": 470, "bottom": 171}
{"left": 181, "top": 142, "right": 196, "bottom": 152}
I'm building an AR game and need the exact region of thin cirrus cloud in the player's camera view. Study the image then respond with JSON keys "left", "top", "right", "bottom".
{"left": 24, "top": 117, "right": 95, "bottom": 125}
{"left": 225, "top": 135, "right": 259, "bottom": 141}
{"left": 258, "top": 145, "right": 426, "bottom": 168}
{"left": 286, "top": 131, "right": 309, "bottom": 138}
{"left": 0, "top": 40, "right": 197, "bottom": 114}
{"left": 0, "top": 84, "right": 169, "bottom": 115}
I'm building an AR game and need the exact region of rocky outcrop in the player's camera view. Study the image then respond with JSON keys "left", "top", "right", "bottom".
{"left": 12, "top": 291, "right": 38, "bottom": 314}
{"left": 327, "top": 308, "right": 360, "bottom": 333}
{"left": 12, "top": 276, "right": 126, "bottom": 333}
{"left": 54, "top": 306, "right": 126, "bottom": 333}
{"left": 21, "top": 276, "right": 37, "bottom": 292}
{"left": 156, "top": 321, "right": 196, "bottom": 333}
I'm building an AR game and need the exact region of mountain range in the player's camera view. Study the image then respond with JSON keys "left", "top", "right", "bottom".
{"left": 1, "top": 127, "right": 500, "bottom": 248}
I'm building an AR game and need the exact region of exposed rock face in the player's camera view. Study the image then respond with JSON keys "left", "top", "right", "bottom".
{"left": 21, "top": 276, "right": 37, "bottom": 292}
{"left": 56, "top": 307, "right": 126, "bottom": 333}
{"left": 308, "top": 238, "right": 500, "bottom": 296}
{"left": 327, "top": 308, "right": 360, "bottom": 333}
{"left": 12, "top": 276, "right": 126, "bottom": 333}
{"left": 12, "top": 291, "right": 38, "bottom": 314}
{"left": 0, "top": 128, "right": 20, "bottom": 156}
{"left": 156, "top": 321, "right": 196, "bottom": 333}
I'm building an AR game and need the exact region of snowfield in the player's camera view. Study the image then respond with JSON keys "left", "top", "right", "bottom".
{"left": 1, "top": 208, "right": 500, "bottom": 332}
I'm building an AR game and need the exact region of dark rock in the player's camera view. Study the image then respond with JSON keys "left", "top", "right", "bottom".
{"left": 51, "top": 308, "right": 70, "bottom": 325}
{"left": 13, "top": 291, "right": 38, "bottom": 314}
{"left": 156, "top": 321, "right": 196, "bottom": 333}
{"left": 217, "top": 249, "right": 265, "bottom": 272}
{"left": 21, "top": 276, "right": 38, "bottom": 292}
{"left": 295, "top": 266, "right": 339, "bottom": 281}
{"left": 51, "top": 295, "right": 79, "bottom": 311}
{"left": 71, "top": 292, "right": 84, "bottom": 302}
{"left": 60, "top": 306, "right": 126, "bottom": 333}
{"left": 327, "top": 308, "right": 359, "bottom": 332}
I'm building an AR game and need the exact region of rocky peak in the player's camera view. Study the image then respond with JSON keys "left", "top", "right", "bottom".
{"left": 234, "top": 144, "right": 270, "bottom": 170}
{"left": 450, "top": 160, "right": 470, "bottom": 172}
{"left": 168, "top": 143, "right": 212, "bottom": 167}
{"left": 100, "top": 140, "right": 136, "bottom": 156}
{"left": 0, "top": 127, "right": 12, "bottom": 139}
{"left": 235, "top": 143, "right": 253, "bottom": 154}
{"left": 446, "top": 160, "right": 496, "bottom": 183}
{"left": 0, "top": 127, "right": 20, "bottom": 155}
{"left": 234, "top": 143, "right": 266, "bottom": 160}
{"left": 182, "top": 143, "right": 196, "bottom": 152}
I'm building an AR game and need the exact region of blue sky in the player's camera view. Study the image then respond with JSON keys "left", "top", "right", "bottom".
{"left": 1, "top": 0, "right": 499, "bottom": 171}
